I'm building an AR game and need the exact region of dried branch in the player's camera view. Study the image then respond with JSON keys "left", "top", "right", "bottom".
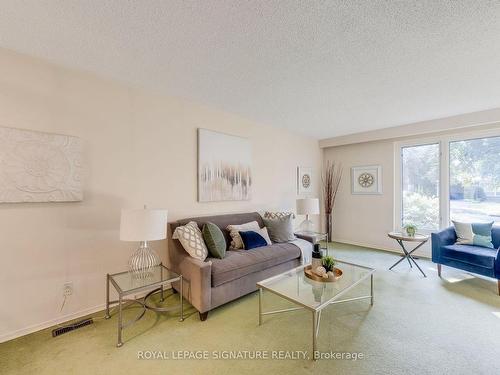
{"left": 322, "top": 160, "right": 342, "bottom": 215}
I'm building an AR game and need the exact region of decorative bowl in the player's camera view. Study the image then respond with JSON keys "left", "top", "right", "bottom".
{"left": 304, "top": 265, "right": 342, "bottom": 282}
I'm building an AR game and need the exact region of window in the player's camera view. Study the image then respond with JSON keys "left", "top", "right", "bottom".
{"left": 401, "top": 143, "right": 440, "bottom": 230}
{"left": 396, "top": 130, "right": 500, "bottom": 235}
{"left": 449, "top": 136, "right": 500, "bottom": 224}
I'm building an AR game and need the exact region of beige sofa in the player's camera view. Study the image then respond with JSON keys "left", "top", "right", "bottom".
{"left": 166, "top": 212, "right": 302, "bottom": 321}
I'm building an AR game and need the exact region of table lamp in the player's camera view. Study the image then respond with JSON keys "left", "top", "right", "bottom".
{"left": 296, "top": 198, "right": 320, "bottom": 232}
{"left": 120, "top": 207, "right": 168, "bottom": 275}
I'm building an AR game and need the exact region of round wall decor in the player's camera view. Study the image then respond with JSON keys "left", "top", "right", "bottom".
{"left": 358, "top": 172, "right": 374, "bottom": 188}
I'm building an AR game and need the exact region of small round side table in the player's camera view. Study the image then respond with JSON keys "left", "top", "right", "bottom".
{"left": 388, "top": 232, "right": 429, "bottom": 277}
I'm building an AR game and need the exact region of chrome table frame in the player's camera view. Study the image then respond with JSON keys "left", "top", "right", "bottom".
{"left": 105, "top": 263, "right": 184, "bottom": 347}
{"left": 257, "top": 261, "right": 374, "bottom": 359}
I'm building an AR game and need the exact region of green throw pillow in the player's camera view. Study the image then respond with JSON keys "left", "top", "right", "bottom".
{"left": 202, "top": 222, "right": 226, "bottom": 259}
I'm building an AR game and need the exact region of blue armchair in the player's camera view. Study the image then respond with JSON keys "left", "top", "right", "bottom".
{"left": 432, "top": 226, "right": 500, "bottom": 295}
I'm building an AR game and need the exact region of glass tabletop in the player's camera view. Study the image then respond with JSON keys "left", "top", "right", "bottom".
{"left": 257, "top": 260, "right": 375, "bottom": 311}
{"left": 109, "top": 264, "right": 180, "bottom": 294}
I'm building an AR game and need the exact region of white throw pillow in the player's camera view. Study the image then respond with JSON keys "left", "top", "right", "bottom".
{"left": 258, "top": 227, "right": 272, "bottom": 246}
{"left": 227, "top": 221, "right": 261, "bottom": 249}
{"left": 172, "top": 221, "right": 208, "bottom": 261}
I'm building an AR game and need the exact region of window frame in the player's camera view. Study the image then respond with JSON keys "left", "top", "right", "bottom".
{"left": 394, "top": 127, "right": 500, "bottom": 234}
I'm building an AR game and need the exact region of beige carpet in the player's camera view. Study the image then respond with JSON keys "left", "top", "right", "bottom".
{"left": 1, "top": 243, "right": 500, "bottom": 375}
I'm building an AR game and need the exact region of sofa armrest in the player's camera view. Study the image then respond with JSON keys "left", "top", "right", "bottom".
{"left": 431, "top": 226, "right": 456, "bottom": 263}
{"left": 176, "top": 255, "right": 212, "bottom": 313}
{"left": 166, "top": 223, "right": 212, "bottom": 313}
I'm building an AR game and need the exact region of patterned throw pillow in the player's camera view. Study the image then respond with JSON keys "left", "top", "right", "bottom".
{"left": 263, "top": 214, "right": 296, "bottom": 243}
{"left": 227, "top": 221, "right": 261, "bottom": 249}
{"left": 452, "top": 221, "right": 494, "bottom": 249}
{"left": 172, "top": 221, "right": 208, "bottom": 261}
{"left": 263, "top": 211, "right": 296, "bottom": 219}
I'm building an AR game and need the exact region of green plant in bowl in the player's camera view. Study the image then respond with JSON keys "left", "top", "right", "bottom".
{"left": 404, "top": 224, "right": 417, "bottom": 237}
{"left": 321, "top": 255, "right": 336, "bottom": 272}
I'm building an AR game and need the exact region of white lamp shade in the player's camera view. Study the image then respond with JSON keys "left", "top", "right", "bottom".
{"left": 296, "top": 198, "right": 320, "bottom": 215}
{"left": 120, "top": 209, "right": 168, "bottom": 242}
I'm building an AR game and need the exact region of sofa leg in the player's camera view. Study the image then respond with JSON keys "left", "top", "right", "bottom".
{"left": 171, "top": 287, "right": 178, "bottom": 294}
{"left": 437, "top": 264, "right": 442, "bottom": 277}
{"left": 497, "top": 280, "right": 500, "bottom": 296}
{"left": 199, "top": 312, "right": 209, "bottom": 321}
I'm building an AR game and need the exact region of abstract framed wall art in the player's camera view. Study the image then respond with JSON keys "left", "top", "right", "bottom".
{"left": 0, "top": 126, "right": 83, "bottom": 203}
{"left": 198, "top": 129, "right": 252, "bottom": 202}
{"left": 351, "top": 165, "right": 382, "bottom": 195}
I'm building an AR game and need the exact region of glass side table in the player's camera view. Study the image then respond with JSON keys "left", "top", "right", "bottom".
{"left": 294, "top": 231, "right": 329, "bottom": 256}
{"left": 105, "top": 263, "right": 184, "bottom": 347}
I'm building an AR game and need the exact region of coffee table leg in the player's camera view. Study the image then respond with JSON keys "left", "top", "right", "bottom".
{"left": 370, "top": 274, "right": 374, "bottom": 306}
{"left": 312, "top": 311, "right": 318, "bottom": 360}
{"left": 258, "top": 288, "right": 263, "bottom": 326}
{"left": 117, "top": 293, "right": 123, "bottom": 347}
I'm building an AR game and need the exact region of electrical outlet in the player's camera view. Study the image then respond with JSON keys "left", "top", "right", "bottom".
{"left": 63, "top": 282, "right": 73, "bottom": 297}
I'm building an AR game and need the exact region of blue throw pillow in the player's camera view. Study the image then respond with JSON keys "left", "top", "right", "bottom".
{"left": 239, "top": 230, "right": 268, "bottom": 250}
{"left": 452, "top": 221, "right": 494, "bottom": 248}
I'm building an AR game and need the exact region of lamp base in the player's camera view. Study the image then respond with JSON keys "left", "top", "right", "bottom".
{"left": 298, "top": 219, "right": 315, "bottom": 233}
{"left": 128, "top": 241, "right": 160, "bottom": 278}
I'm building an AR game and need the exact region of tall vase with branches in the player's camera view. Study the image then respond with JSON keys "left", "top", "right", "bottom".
{"left": 322, "top": 161, "right": 342, "bottom": 242}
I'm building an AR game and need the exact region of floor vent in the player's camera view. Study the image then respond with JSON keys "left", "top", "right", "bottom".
{"left": 52, "top": 318, "right": 94, "bottom": 337}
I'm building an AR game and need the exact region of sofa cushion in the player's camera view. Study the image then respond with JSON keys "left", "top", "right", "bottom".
{"left": 263, "top": 214, "right": 296, "bottom": 243}
{"left": 210, "top": 242, "right": 301, "bottom": 287}
{"left": 452, "top": 221, "right": 494, "bottom": 248}
{"left": 441, "top": 244, "right": 498, "bottom": 269}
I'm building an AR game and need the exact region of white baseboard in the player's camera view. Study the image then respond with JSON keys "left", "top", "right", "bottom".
{"left": 0, "top": 303, "right": 106, "bottom": 344}
{"left": 332, "top": 238, "right": 431, "bottom": 259}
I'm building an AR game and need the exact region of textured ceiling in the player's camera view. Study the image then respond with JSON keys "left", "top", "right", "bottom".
{"left": 1, "top": 1, "right": 500, "bottom": 139}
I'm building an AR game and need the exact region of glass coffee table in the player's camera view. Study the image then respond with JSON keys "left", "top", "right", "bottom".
{"left": 257, "top": 260, "right": 375, "bottom": 358}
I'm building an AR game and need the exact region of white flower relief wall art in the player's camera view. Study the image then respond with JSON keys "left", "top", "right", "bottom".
{"left": 198, "top": 129, "right": 252, "bottom": 202}
{"left": 0, "top": 127, "right": 83, "bottom": 203}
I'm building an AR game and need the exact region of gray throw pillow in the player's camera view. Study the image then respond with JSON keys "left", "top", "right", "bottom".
{"left": 262, "top": 214, "right": 296, "bottom": 243}
{"left": 202, "top": 222, "right": 226, "bottom": 259}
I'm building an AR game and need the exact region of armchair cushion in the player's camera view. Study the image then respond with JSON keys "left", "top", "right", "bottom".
{"left": 452, "top": 221, "right": 494, "bottom": 248}
{"left": 441, "top": 244, "right": 498, "bottom": 269}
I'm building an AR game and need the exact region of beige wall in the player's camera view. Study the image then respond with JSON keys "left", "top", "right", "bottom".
{"left": 323, "top": 141, "right": 398, "bottom": 253}
{"left": 0, "top": 49, "right": 321, "bottom": 341}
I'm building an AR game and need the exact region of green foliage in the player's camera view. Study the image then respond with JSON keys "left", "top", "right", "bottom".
{"left": 403, "top": 192, "right": 439, "bottom": 229}
{"left": 404, "top": 223, "right": 417, "bottom": 236}
{"left": 402, "top": 144, "right": 440, "bottom": 197}
{"left": 321, "top": 256, "right": 335, "bottom": 272}
{"left": 450, "top": 136, "right": 500, "bottom": 194}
